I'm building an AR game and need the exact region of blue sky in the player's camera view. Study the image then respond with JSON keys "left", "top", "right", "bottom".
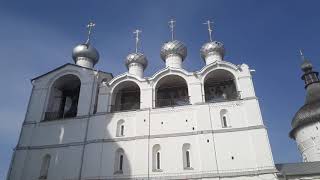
{"left": 1, "top": 0, "right": 320, "bottom": 178}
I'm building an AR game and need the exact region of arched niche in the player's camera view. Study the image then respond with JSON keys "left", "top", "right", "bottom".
{"left": 39, "top": 154, "right": 51, "bottom": 179}
{"left": 44, "top": 74, "right": 81, "bottom": 120}
{"left": 114, "top": 148, "right": 125, "bottom": 174}
{"left": 220, "top": 109, "right": 229, "bottom": 128}
{"left": 152, "top": 144, "right": 161, "bottom": 171}
{"left": 116, "top": 119, "right": 125, "bottom": 137}
{"left": 182, "top": 143, "right": 192, "bottom": 169}
{"left": 111, "top": 81, "right": 141, "bottom": 112}
{"left": 203, "top": 69, "right": 238, "bottom": 103}
{"left": 155, "top": 75, "right": 189, "bottom": 108}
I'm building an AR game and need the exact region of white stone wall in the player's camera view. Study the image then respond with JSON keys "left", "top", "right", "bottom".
{"left": 8, "top": 62, "right": 278, "bottom": 180}
{"left": 295, "top": 121, "right": 320, "bottom": 162}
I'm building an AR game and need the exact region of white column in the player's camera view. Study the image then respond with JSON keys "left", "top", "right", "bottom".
{"left": 96, "top": 85, "right": 110, "bottom": 113}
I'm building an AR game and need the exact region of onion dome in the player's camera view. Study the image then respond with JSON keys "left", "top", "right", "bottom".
{"left": 290, "top": 56, "right": 320, "bottom": 138}
{"left": 301, "top": 59, "right": 313, "bottom": 73}
{"left": 160, "top": 40, "right": 187, "bottom": 61}
{"left": 72, "top": 44, "right": 100, "bottom": 66}
{"left": 125, "top": 52, "right": 148, "bottom": 70}
{"left": 200, "top": 41, "right": 225, "bottom": 61}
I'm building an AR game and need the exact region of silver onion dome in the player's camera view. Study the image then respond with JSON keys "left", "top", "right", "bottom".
{"left": 301, "top": 59, "right": 313, "bottom": 72}
{"left": 160, "top": 40, "right": 187, "bottom": 61}
{"left": 200, "top": 41, "right": 225, "bottom": 61}
{"left": 125, "top": 52, "right": 148, "bottom": 70}
{"left": 72, "top": 44, "right": 100, "bottom": 65}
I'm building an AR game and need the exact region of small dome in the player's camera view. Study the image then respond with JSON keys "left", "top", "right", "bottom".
{"left": 290, "top": 101, "right": 320, "bottom": 138}
{"left": 200, "top": 41, "right": 225, "bottom": 61}
{"left": 72, "top": 44, "right": 99, "bottom": 65}
{"left": 301, "top": 59, "right": 313, "bottom": 73}
{"left": 125, "top": 52, "right": 148, "bottom": 70}
{"left": 160, "top": 40, "right": 187, "bottom": 61}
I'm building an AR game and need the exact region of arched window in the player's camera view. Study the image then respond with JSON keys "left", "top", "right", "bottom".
{"left": 111, "top": 81, "right": 140, "bottom": 112}
{"left": 220, "top": 109, "right": 229, "bottom": 128}
{"left": 182, "top": 143, "right": 192, "bottom": 169}
{"left": 39, "top": 154, "right": 51, "bottom": 179}
{"left": 114, "top": 148, "right": 125, "bottom": 174}
{"left": 152, "top": 144, "right": 162, "bottom": 171}
{"left": 45, "top": 74, "right": 81, "bottom": 121}
{"left": 204, "top": 69, "right": 238, "bottom": 103}
{"left": 155, "top": 75, "right": 189, "bottom": 107}
{"left": 116, "top": 119, "right": 125, "bottom": 137}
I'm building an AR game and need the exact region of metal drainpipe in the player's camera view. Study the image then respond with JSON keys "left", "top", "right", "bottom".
{"left": 147, "top": 107, "right": 151, "bottom": 180}
{"left": 78, "top": 70, "right": 99, "bottom": 180}
{"left": 207, "top": 103, "right": 220, "bottom": 179}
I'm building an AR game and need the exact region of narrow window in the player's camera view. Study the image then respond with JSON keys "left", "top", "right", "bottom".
{"left": 120, "top": 125, "right": 124, "bottom": 136}
{"left": 220, "top": 109, "right": 229, "bottom": 128}
{"left": 119, "top": 155, "right": 123, "bottom": 171}
{"left": 152, "top": 144, "right": 161, "bottom": 171}
{"left": 116, "top": 120, "right": 125, "bottom": 137}
{"left": 114, "top": 148, "right": 125, "bottom": 174}
{"left": 186, "top": 151, "right": 190, "bottom": 168}
{"left": 182, "top": 143, "right": 192, "bottom": 169}
{"left": 222, "top": 116, "right": 228, "bottom": 127}
{"left": 39, "top": 154, "right": 51, "bottom": 179}
{"left": 156, "top": 152, "right": 161, "bottom": 169}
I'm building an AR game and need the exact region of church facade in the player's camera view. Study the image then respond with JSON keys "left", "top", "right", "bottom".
{"left": 6, "top": 21, "right": 320, "bottom": 180}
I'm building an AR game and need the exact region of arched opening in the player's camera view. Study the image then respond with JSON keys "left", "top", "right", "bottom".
{"left": 220, "top": 109, "right": 229, "bottom": 128}
{"left": 155, "top": 75, "right": 189, "bottom": 107}
{"left": 111, "top": 81, "right": 140, "bottom": 112}
{"left": 116, "top": 119, "right": 125, "bottom": 137}
{"left": 44, "top": 74, "right": 81, "bottom": 121}
{"left": 204, "top": 69, "right": 238, "bottom": 103}
{"left": 182, "top": 143, "right": 192, "bottom": 169}
{"left": 152, "top": 144, "right": 162, "bottom": 171}
{"left": 114, "top": 148, "right": 125, "bottom": 174}
{"left": 39, "top": 154, "right": 51, "bottom": 179}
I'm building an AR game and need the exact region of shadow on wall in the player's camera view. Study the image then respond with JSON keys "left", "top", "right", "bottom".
{"left": 78, "top": 78, "right": 133, "bottom": 180}
{"left": 31, "top": 73, "right": 133, "bottom": 180}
